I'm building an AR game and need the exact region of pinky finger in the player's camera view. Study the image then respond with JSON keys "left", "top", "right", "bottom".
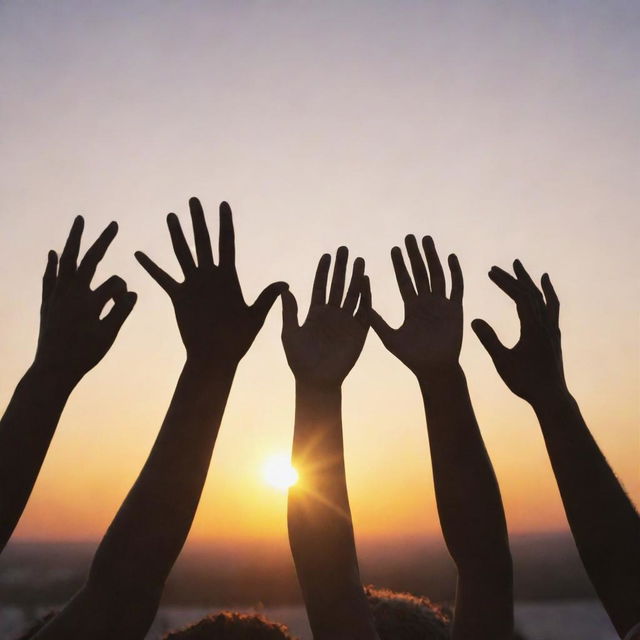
{"left": 448, "top": 254, "right": 464, "bottom": 303}
{"left": 541, "top": 273, "right": 560, "bottom": 326}
{"left": 134, "top": 251, "right": 178, "bottom": 294}
{"left": 42, "top": 250, "right": 58, "bottom": 304}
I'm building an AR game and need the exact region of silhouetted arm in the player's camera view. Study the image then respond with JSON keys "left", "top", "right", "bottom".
{"left": 0, "top": 218, "right": 135, "bottom": 552}
{"left": 34, "top": 198, "right": 286, "bottom": 639}
{"left": 282, "top": 249, "right": 379, "bottom": 640}
{"left": 371, "top": 235, "right": 513, "bottom": 640}
{"left": 473, "top": 261, "right": 640, "bottom": 637}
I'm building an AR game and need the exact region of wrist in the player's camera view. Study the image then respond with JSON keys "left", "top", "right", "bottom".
{"left": 184, "top": 354, "right": 238, "bottom": 380}
{"left": 295, "top": 378, "right": 342, "bottom": 398}
{"left": 28, "top": 358, "right": 80, "bottom": 394}
{"left": 530, "top": 383, "right": 575, "bottom": 418}
{"left": 416, "top": 362, "right": 464, "bottom": 391}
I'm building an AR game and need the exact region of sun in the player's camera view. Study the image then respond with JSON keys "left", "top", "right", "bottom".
{"left": 263, "top": 453, "right": 298, "bottom": 491}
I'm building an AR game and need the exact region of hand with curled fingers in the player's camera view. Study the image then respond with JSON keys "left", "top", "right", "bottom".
{"left": 281, "top": 246, "right": 371, "bottom": 388}
{"left": 35, "top": 216, "right": 137, "bottom": 385}
{"left": 472, "top": 260, "right": 565, "bottom": 404}
{"left": 135, "top": 197, "right": 287, "bottom": 369}
{"left": 369, "top": 235, "right": 463, "bottom": 384}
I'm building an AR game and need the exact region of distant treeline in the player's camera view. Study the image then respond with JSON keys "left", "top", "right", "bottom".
{"left": 0, "top": 532, "right": 597, "bottom": 607}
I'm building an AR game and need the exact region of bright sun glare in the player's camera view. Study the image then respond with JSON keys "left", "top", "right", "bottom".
{"left": 263, "top": 454, "right": 298, "bottom": 491}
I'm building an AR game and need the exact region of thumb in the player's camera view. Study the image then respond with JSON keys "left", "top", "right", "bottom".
{"left": 370, "top": 307, "right": 394, "bottom": 347}
{"left": 471, "top": 319, "right": 507, "bottom": 363}
{"left": 251, "top": 281, "right": 289, "bottom": 325}
{"left": 281, "top": 288, "right": 299, "bottom": 334}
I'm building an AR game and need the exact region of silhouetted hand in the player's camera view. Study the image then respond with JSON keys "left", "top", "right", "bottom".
{"left": 281, "top": 247, "right": 370, "bottom": 388}
{"left": 35, "top": 216, "right": 137, "bottom": 384}
{"left": 472, "top": 260, "right": 565, "bottom": 404}
{"left": 370, "top": 235, "right": 463, "bottom": 383}
{"left": 135, "top": 197, "right": 287, "bottom": 367}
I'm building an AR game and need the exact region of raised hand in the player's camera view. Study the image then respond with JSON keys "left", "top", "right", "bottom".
{"left": 471, "top": 260, "right": 565, "bottom": 404}
{"left": 135, "top": 197, "right": 287, "bottom": 367}
{"left": 0, "top": 215, "right": 134, "bottom": 553}
{"left": 370, "top": 235, "right": 514, "bottom": 639}
{"left": 284, "top": 248, "right": 379, "bottom": 640}
{"left": 370, "top": 235, "right": 463, "bottom": 382}
{"left": 33, "top": 202, "right": 287, "bottom": 637}
{"left": 281, "top": 246, "right": 371, "bottom": 387}
{"left": 36, "top": 216, "right": 137, "bottom": 384}
{"left": 473, "top": 260, "right": 640, "bottom": 637}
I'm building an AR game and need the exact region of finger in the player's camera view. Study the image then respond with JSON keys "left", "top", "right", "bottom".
{"left": 513, "top": 260, "right": 546, "bottom": 322}
{"left": 281, "top": 288, "right": 300, "bottom": 334}
{"left": 491, "top": 265, "right": 540, "bottom": 327}
{"left": 251, "top": 281, "right": 289, "bottom": 326}
{"left": 471, "top": 319, "right": 508, "bottom": 363}
{"left": 93, "top": 275, "right": 127, "bottom": 309}
{"left": 391, "top": 246, "right": 416, "bottom": 301}
{"left": 42, "top": 250, "right": 58, "bottom": 304}
{"left": 59, "top": 216, "right": 84, "bottom": 280}
{"left": 328, "top": 246, "right": 349, "bottom": 306}
{"left": 448, "top": 254, "right": 464, "bottom": 303}
{"left": 422, "top": 236, "right": 446, "bottom": 296}
{"left": 167, "top": 213, "right": 196, "bottom": 276}
{"left": 342, "top": 257, "right": 365, "bottom": 314}
{"left": 354, "top": 275, "right": 371, "bottom": 326}
{"left": 189, "top": 196, "right": 215, "bottom": 268}
{"left": 218, "top": 201, "right": 235, "bottom": 269}
{"left": 370, "top": 307, "right": 394, "bottom": 347}
{"left": 541, "top": 273, "right": 560, "bottom": 326}
{"left": 513, "top": 259, "right": 537, "bottom": 289}
{"left": 488, "top": 266, "right": 521, "bottom": 302}
{"left": 134, "top": 251, "right": 178, "bottom": 294}
{"left": 77, "top": 221, "right": 118, "bottom": 284}
{"left": 404, "top": 234, "right": 430, "bottom": 294}
{"left": 101, "top": 291, "right": 137, "bottom": 337}
{"left": 310, "top": 253, "right": 331, "bottom": 307}
{"left": 513, "top": 259, "right": 544, "bottom": 299}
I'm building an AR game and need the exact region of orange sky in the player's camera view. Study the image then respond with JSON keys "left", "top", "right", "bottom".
{"left": 0, "top": 1, "right": 638, "bottom": 545}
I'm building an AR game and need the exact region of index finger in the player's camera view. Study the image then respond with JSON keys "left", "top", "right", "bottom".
{"left": 77, "top": 221, "right": 118, "bottom": 284}
{"left": 488, "top": 266, "right": 521, "bottom": 302}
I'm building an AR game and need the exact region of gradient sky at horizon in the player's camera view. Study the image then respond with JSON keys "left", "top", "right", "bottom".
{"left": 1, "top": 1, "right": 638, "bottom": 545}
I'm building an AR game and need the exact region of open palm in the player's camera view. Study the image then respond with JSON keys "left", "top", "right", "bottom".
{"left": 472, "top": 261, "right": 565, "bottom": 404}
{"left": 282, "top": 248, "right": 370, "bottom": 388}
{"left": 36, "top": 216, "right": 136, "bottom": 383}
{"left": 371, "top": 235, "right": 463, "bottom": 381}
{"left": 136, "top": 197, "right": 287, "bottom": 366}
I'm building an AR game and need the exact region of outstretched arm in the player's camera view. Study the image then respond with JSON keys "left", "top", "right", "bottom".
{"left": 282, "top": 248, "right": 379, "bottom": 640}
{"left": 472, "top": 260, "right": 640, "bottom": 637}
{"left": 0, "top": 218, "right": 135, "bottom": 552}
{"left": 371, "top": 235, "right": 513, "bottom": 640}
{"left": 34, "top": 198, "right": 286, "bottom": 639}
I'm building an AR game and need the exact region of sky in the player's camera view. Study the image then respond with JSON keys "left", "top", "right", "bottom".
{"left": 0, "top": 0, "right": 638, "bottom": 546}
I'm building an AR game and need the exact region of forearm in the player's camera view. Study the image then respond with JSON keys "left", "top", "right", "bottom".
{"left": 420, "top": 365, "right": 511, "bottom": 575}
{"left": 88, "top": 357, "right": 235, "bottom": 607}
{"left": 420, "top": 365, "right": 512, "bottom": 638}
{"left": 288, "top": 382, "right": 377, "bottom": 640}
{"left": 0, "top": 362, "right": 76, "bottom": 550}
{"left": 532, "top": 387, "right": 640, "bottom": 634}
